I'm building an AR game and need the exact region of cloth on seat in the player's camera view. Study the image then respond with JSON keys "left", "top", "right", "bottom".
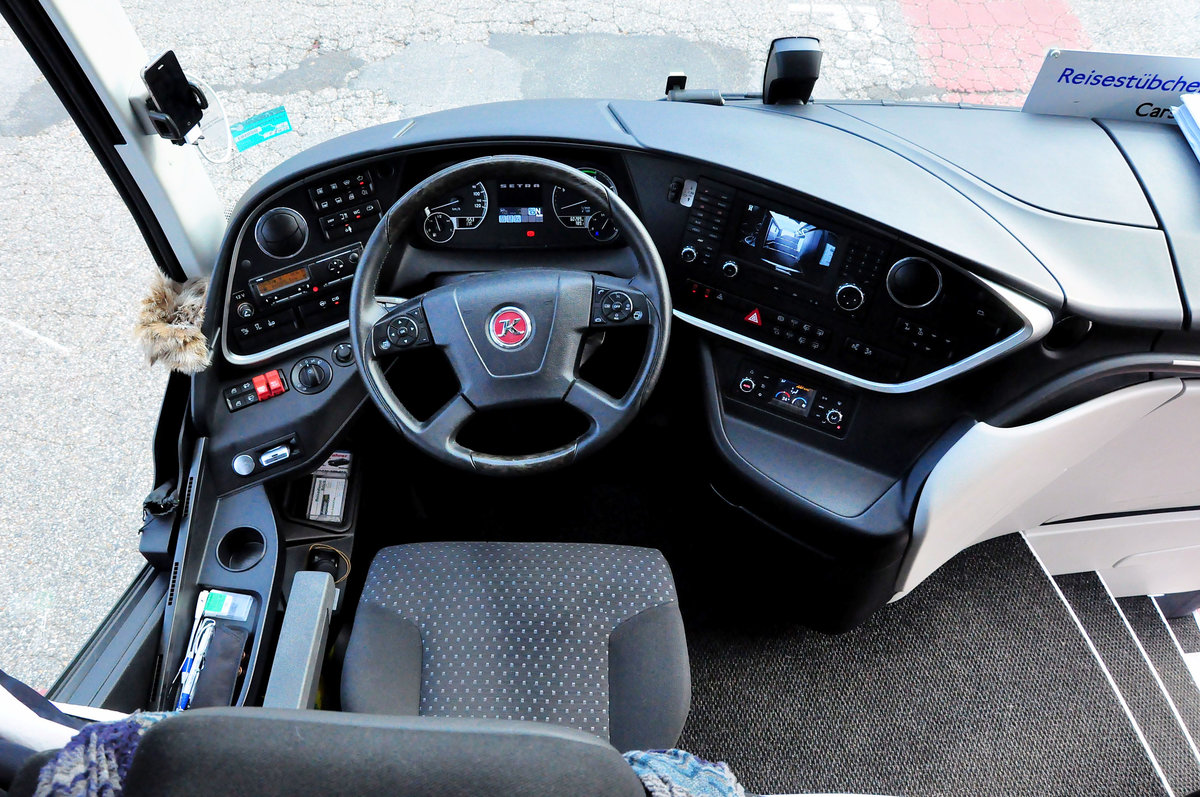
{"left": 624, "top": 750, "right": 747, "bottom": 797}
{"left": 29, "top": 713, "right": 169, "bottom": 797}
{"left": 342, "top": 541, "right": 690, "bottom": 751}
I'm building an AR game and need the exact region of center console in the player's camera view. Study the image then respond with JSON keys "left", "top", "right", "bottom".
{"left": 669, "top": 179, "right": 1034, "bottom": 394}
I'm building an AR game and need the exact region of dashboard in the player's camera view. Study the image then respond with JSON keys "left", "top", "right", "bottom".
{"left": 222, "top": 143, "right": 1044, "bottom": 399}
{"left": 196, "top": 96, "right": 1200, "bottom": 629}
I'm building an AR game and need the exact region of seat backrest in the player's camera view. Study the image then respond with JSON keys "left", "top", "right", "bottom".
{"left": 119, "top": 708, "right": 647, "bottom": 796}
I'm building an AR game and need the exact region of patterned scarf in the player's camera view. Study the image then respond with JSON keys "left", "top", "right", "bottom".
{"left": 624, "top": 749, "right": 747, "bottom": 797}
{"left": 34, "top": 713, "right": 171, "bottom": 797}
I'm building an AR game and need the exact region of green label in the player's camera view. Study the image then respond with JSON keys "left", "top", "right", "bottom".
{"left": 204, "top": 592, "right": 225, "bottom": 612}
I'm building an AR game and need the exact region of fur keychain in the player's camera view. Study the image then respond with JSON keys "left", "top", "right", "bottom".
{"left": 135, "top": 271, "right": 212, "bottom": 373}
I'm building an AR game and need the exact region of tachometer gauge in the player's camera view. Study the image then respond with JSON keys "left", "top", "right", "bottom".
{"left": 423, "top": 211, "right": 455, "bottom": 244}
{"left": 552, "top": 168, "right": 617, "bottom": 229}
{"left": 424, "top": 181, "right": 488, "bottom": 230}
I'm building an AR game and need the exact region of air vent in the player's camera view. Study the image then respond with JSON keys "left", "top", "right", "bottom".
{"left": 166, "top": 561, "right": 180, "bottom": 607}
{"left": 180, "top": 476, "right": 195, "bottom": 519}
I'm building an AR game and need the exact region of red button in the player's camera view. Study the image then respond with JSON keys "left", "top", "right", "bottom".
{"left": 265, "top": 370, "right": 285, "bottom": 396}
{"left": 744, "top": 308, "right": 762, "bottom": 326}
{"left": 252, "top": 375, "right": 270, "bottom": 400}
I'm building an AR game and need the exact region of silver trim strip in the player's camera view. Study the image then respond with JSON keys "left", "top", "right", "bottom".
{"left": 674, "top": 275, "right": 1053, "bottom": 394}
{"left": 226, "top": 321, "right": 350, "bottom": 367}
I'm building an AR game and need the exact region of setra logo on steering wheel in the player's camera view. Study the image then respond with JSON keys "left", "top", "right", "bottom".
{"left": 487, "top": 306, "right": 533, "bottom": 350}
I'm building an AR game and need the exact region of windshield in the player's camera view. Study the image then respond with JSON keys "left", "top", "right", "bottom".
{"left": 120, "top": 1, "right": 1200, "bottom": 209}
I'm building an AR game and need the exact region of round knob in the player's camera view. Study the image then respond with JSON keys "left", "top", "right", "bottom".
{"left": 332, "top": 343, "right": 354, "bottom": 366}
{"left": 886, "top": 257, "right": 943, "bottom": 309}
{"left": 721, "top": 260, "right": 739, "bottom": 278}
{"left": 298, "top": 362, "right": 325, "bottom": 390}
{"left": 739, "top": 377, "right": 756, "bottom": 393}
{"left": 835, "top": 283, "right": 865, "bottom": 312}
{"left": 254, "top": 208, "right": 308, "bottom": 260}
{"left": 680, "top": 246, "right": 697, "bottom": 263}
{"left": 291, "top": 357, "right": 332, "bottom": 394}
{"left": 236, "top": 302, "right": 255, "bottom": 319}
{"left": 232, "top": 454, "right": 255, "bottom": 476}
{"left": 826, "top": 408, "right": 843, "bottom": 425}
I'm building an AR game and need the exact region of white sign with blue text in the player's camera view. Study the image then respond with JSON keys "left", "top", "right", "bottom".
{"left": 1023, "top": 49, "right": 1200, "bottom": 124}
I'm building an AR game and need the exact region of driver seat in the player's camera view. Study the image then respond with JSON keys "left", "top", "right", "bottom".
{"left": 340, "top": 541, "right": 690, "bottom": 751}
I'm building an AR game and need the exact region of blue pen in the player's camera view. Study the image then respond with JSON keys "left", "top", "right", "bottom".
{"left": 177, "top": 618, "right": 215, "bottom": 710}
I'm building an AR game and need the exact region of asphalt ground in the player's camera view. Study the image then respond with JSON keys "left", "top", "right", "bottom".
{"left": 0, "top": 0, "right": 1198, "bottom": 692}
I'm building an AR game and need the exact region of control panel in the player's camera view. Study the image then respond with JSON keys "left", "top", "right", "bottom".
{"left": 227, "top": 243, "right": 362, "bottom": 357}
{"left": 225, "top": 369, "right": 288, "bottom": 412}
{"left": 729, "top": 359, "right": 855, "bottom": 438}
{"left": 225, "top": 156, "right": 406, "bottom": 363}
{"left": 671, "top": 179, "right": 1023, "bottom": 386}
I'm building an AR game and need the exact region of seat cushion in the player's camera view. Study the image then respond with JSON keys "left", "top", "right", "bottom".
{"left": 342, "top": 541, "right": 689, "bottom": 751}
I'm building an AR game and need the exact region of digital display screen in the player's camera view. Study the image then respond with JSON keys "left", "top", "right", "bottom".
{"left": 497, "top": 182, "right": 544, "bottom": 224}
{"left": 738, "top": 204, "right": 838, "bottom": 284}
{"left": 769, "top": 380, "right": 817, "bottom": 418}
{"left": 254, "top": 266, "right": 309, "bottom": 297}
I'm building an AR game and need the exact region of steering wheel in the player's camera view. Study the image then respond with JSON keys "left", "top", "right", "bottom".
{"left": 349, "top": 155, "right": 671, "bottom": 475}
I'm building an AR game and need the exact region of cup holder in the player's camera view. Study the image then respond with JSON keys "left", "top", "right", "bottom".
{"left": 216, "top": 526, "right": 266, "bottom": 572}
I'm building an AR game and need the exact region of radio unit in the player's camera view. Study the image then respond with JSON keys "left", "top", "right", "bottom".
{"left": 671, "top": 180, "right": 1023, "bottom": 387}
{"left": 226, "top": 244, "right": 362, "bottom": 356}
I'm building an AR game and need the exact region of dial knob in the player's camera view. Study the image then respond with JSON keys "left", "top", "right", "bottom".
{"left": 886, "top": 257, "right": 943, "bottom": 309}
{"left": 721, "top": 260, "right": 739, "bottom": 278}
{"left": 291, "top": 357, "right": 332, "bottom": 394}
{"left": 254, "top": 207, "right": 308, "bottom": 259}
{"left": 236, "top": 302, "right": 255, "bottom": 318}
{"left": 835, "top": 283, "right": 865, "bottom": 312}
{"left": 826, "top": 408, "right": 844, "bottom": 425}
{"left": 739, "top": 377, "right": 756, "bottom": 393}
{"left": 332, "top": 343, "right": 354, "bottom": 366}
{"left": 680, "top": 246, "right": 697, "bottom": 263}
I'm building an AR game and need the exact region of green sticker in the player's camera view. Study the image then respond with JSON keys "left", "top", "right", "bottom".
{"left": 231, "top": 106, "right": 292, "bottom": 152}
{"left": 204, "top": 592, "right": 225, "bottom": 612}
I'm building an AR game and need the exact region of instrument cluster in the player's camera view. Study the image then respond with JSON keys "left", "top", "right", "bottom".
{"left": 415, "top": 167, "right": 622, "bottom": 249}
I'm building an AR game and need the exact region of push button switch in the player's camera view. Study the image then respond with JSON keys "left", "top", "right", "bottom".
{"left": 227, "top": 370, "right": 289, "bottom": 412}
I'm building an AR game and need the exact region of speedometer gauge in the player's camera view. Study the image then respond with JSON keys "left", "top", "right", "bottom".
{"left": 424, "top": 181, "right": 488, "bottom": 231}
{"left": 552, "top": 168, "right": 617, "bottom": 229}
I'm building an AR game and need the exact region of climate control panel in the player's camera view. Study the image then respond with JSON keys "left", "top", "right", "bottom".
{"left": 730, "top": 359, "right": 855, "bottom": 438}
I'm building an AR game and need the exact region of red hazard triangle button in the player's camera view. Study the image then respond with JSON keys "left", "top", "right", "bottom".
{"left": 744, "top": 308, "right": 762, "bottom": 326}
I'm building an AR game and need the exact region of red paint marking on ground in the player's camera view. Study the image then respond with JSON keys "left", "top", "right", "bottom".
{"left": 901, "top": 0, "right": 1092, "bottom": 105}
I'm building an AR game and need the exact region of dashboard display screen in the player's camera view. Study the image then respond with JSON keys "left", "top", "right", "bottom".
{"left": 497, "top": 182, "right": 544, "bottom": 224}
{"left": 739, "top": 204, "right": 838, "bottom": 284}
{"left": 254, "top": 266, "right": 309, "bottom": 297}
{"left": 770, "top": 379, "right": 817, "bottom": 418}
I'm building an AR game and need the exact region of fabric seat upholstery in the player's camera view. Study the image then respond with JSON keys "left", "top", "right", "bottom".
{"left": 341, "top": 541, "right": 689, "bottom": 751}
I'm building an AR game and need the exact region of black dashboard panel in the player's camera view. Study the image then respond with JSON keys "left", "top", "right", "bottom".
{"left": 667, "top": 178, "right": 1027, "bottom": 388}
{"left": 224, "top": 154, "right": 407, "bottom": 361}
